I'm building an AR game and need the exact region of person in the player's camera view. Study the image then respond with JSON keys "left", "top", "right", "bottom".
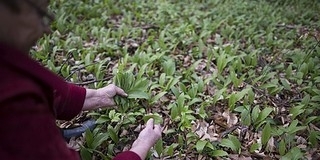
{"left": 0, "top": 0, "right": 162, "bottom": 159}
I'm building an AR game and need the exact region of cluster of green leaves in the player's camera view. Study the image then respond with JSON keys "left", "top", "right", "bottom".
{"left": 33, "top": 0, "right": 320, "bottom": 159}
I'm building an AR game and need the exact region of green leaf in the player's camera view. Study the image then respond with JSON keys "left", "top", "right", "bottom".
{"left": 289, "top": 105, "right": 304, "bottom": 120}
{"left": 220, "top": 135, "right": 241, "bottom": 153}
{"left": 281, "top": 147, "right": 303, "bottom": 160}
{"left": 80, "top": 148, "right": 92, "bottom": 160}
{"left": 309, "top": 131, "right": 320, "bottom": 147}
{"left": 96, "top": 115, "right": 109, "bottom": 124}
{"left": 311, "top": 95, "right": 320, "bottom": 102}
{"left": 165, "top": 143, "right": 178, "bottom": 156}
{"left": 143, "top": 113, "right": 163, "bottom": 124}
{"left": 229, "top": 135, "right": 241, "bottom": 153}
{"left": 279, "top": 139, "right": 286, "bottom": 156}
{"left": 127, "top": 90, "right": 149, "bottom": 99}
{"left": 213, "top": 88, "right": 226, "bottom": 104}
{"left": 165, "top": 77, "right": 180, "bottom": 91}
{"left": 196, "top": 140, "right": 208, "bottom": 153}
{"left": 159, "top": 73, "right": 166, "bottom": 86}
{"left": 251, "top": 105, "right": 260, "bottom": 122}
{"left": 261, "top": 122, "right": 271, "bottom": 146}
{"left": 92, "top": 133, "right": 109, "bottom": 149}
{"left": 210, "top": 150, "right": 228, "bottom": 157}
{"left": 240, "top": 109, "right": 251, "bottom": 126}
{"left": 177, "top": 93, "right": 185, "bottom": 109}
{"left": 85, "top": 129, "right": 94, "bottom": 148}
{"left": 151, "top": 91, "right": 167, "bottom": 104}
{"left": 163, "top": 58, "right": 176, "bottom": 76}
{"left": 249, "top": 143, "right": 260, "bottom": 153}
{"left": 217, "top": 52, "right": 227, "bottom": 73}
{"left": 107, "top": 125, "right": 118, "bottom": 143}
{"left": 154, "top": 138, "right": 163, "bottom": 157}
{"left": 280, "top": 78, "right": 291, "bottom": 90}
{"left": 256, "top": 107, "right": 273, "bottom": 124}
{"left": 285, "top": 64, "right": 292, "bottom": 78}
{"left": 228, "top": 93, "right": 237, "bottom": 110}
{"left": 170, "top": 103, "right": 179, "bottom": 120}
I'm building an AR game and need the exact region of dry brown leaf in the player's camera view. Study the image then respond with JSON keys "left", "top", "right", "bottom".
{"left": 222, "top": 110, "right": 238, "bottom": 127}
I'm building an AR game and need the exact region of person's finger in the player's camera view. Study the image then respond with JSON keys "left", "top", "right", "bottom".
{"left": 114, "top": 85, "right": 128, "bottom": 97}
{"left": 154, "top": 124, "right": 162, "bottom": 135}
{"left": 145, "top": 118, "right": 154, "bottom": 128}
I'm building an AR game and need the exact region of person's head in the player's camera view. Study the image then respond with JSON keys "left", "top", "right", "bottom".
{"left": 0, "top": 0, "right": 54, "bottom": 53}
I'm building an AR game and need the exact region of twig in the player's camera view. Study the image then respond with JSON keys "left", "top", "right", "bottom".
{"left": 220, "top": 124, "right": 239, "bottom": 138}
{"left": 71, "top": 76, "right": 112, "bottom": 86}
{"left": 64, "top": 62, "right": 100, "bottom": 81}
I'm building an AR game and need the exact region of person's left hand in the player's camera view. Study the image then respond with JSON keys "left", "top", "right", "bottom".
{"left": 82, "top": 84, "right": 127, "bottom": 111}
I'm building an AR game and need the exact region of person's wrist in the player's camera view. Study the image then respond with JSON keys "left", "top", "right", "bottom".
{"left": 130, "top": 139, "right": 152, "bottom": 160}
{"left": 132, "top": 137, "right": 154, "bottom": 149}
{"left": 82, "top": 89, "right": 100, "bottom": 111}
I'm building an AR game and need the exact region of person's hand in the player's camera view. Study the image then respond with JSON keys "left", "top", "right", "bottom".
{"left": 82, "top": 84, "right": 127, "bottom": 111}
{"left": 130, "top": 118, "right": 162, "bottom": 160}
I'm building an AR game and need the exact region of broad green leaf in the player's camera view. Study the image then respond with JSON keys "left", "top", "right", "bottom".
{"left": 107, "top": 126, "right": 118, "bottom": 143}
{"left": 280, "top": 78, "right": 291, "bottom": 90}
{"left": 249, "top": 143, "right": 260, "bottom": 153}
{"left": 170, "top": 86, "right": 180, "bottom": 97}
{"left": 311, "top": 95, "right": 320, "bottom": 102}
{"left": 220, "top": 135, "right": 241, "bottom": 153}
{"left": 217, "top": 52, "right": 227, "bottom": 73}
{"left": 213, "top": 88, "right": 226, "bottom": 104}
{"left": 143, "top": 113, "right": 163, "bottom": 124}
{"left": 210, "top": 150, "right": 228, "bottom": 157}
{"left": 285, "top": 64, "right": 292, "bottom": 78}
{"left": 163, "top": 59, "right": 176, "bottom": 76}
{"left": 195, "top": 140, "right": 207, "bottom": 153}
{"left": 92, "top": 133, "right": 109, "bottom": 149}
{"left": 128, "top": 90, "right": 149, "bottom": 99}
{"left": 309, "top": 131, "right": 320, "bottom": 147}
{"left": 166, "top": 77, "right": 180, "bottom": 91}
{"left": 228, "top": 93, "right": 237, "bottom": 110}
{"left": 229, "top": 135, "right": 241, "bottom": 153}
{"left": 251, "top": 105, "right": 260, "bottom": 122}
{"left": 289, "top": 105, "right": 304, "bottom": 120}
{"left": 279, "top": 139, "right": 286, "bottom": 156}
{"left": 154, "top": 138, "right": 163, "bottom": 156}
{"left": 256, "top": 107, "right": 273, "bottom": 124}
{"left": 177, "top": 93, "right": 185, "bottom": 109}
{"left": 85, "top": 53, "right": 91, "bottom": 65}
{"left": 187, "top": 98, "right": 202, "bottom": 106}
{"left": 151, "top": 91, "right": 167, "bottom": 104}
{"left": 281, "top": 147, "right": 303, "bottom": 160}
{"left": 165, "top": 143, "right": 178, "bottom": 156}
{"left": 96, "top": 115, "right": 109, "bottom": 124}
{"left": 240, "top": 109, "right": 251, "bottom": 126}
{"left": 80, "top": 148, "right": 92, "bottom": 160}
{"left": 261, "top": 123, "right": 271, "bottom": 146}
{"left": 159, "top": 73, "right": 166, "bottom": 86}
{"left": 85, "top": 129, "right": 94, "bottom": 148}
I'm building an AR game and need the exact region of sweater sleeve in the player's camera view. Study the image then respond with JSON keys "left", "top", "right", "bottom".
{"left": 54, "top": 83, "right": 86, "bottom": 120}
{"left": 0, "top": 93, "right": 80, "bottom": 160}
{"left": 113, "top": 151, "right": 142, "bottom": 160}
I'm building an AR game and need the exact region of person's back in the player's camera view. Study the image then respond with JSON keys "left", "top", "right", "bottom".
{"left": 0, "top": 0, "right": 161, "bottom": 159}
{"left": 0, "top": 42, "right": 84, "bottom": 160}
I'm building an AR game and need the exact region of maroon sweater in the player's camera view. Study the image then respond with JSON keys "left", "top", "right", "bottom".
{"left": 0, "top": 43, "right": 141, "bottom": 160}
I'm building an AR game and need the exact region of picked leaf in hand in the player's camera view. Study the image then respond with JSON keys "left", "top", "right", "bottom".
{"left": 143, "top": 113, "right": 163, "bottom": 124}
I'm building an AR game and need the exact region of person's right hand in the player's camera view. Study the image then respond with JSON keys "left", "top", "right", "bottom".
{"left": 130, "top": 118, "right": 162, "bottom": 159}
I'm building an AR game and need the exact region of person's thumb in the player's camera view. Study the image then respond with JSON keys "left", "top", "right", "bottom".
{"left": 145, "top": 118, "right": 154, "bottom": 128}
